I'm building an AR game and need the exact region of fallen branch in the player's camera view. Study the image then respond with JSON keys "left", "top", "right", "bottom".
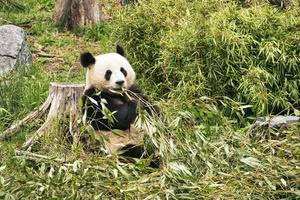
{"left": 15, "top": 150, "right": 107, "bottom": 171}
{"left": 15, "top": 149, "right": 66, "bottom": 163}
{"left": 33, "top": 51, "right": 58, "bottom": 58}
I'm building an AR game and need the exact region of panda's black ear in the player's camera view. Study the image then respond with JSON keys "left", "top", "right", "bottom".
{"left": 116, "top": 45, "right": 125, "bottom": 57}
{"left": 80, "top": 52, "right": 95, "bottom": 68}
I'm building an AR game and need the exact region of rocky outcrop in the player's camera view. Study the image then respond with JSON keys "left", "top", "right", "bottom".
{"left": 0, "top": 25, "right": 32, "bottom": 76}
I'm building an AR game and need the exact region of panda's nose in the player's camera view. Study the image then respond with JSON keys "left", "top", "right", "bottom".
{"left": 116, "top": 80, "right": 125, "bottom": 86}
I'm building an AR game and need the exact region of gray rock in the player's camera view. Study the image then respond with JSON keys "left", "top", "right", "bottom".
{"left": 269, "top": 116, "right": 300, "bottom": 128}
{"left": 0, "top": 25, "right": 32, "bottom": 76}
{"left": 252, "top": 115, "right": 300, "bottom": 129}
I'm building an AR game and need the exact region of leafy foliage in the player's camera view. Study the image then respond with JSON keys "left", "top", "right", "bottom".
{"left": 113, "top": 0, "right": 300, "bottom": 116}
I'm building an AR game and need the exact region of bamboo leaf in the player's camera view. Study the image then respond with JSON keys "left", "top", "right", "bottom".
{"left": 240, "top": 157, "right": 263, "bottom": 169}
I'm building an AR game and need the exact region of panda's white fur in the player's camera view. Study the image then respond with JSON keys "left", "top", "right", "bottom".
{"left": 85, "top": 53, "right": 136, "bottom": 91}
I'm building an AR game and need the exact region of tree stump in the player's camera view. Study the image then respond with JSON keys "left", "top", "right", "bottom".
{"left": 22, "top": 83, "right": 85, "bottom": 150}
{"left": 53, "top": 0, "right": 100, "bottom": 30}
{"left": 0, "top": 83, "right": 85, "bottom": 149}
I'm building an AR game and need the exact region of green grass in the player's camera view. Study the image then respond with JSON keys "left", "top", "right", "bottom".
{"left": 0, "top": 66, "right": 48, "bottom": 128}
{"left": 0, "top": 0, "right": 25, "bottom": 11}
{"left": 0, "top": 0, "right": 300, "bottom": 199}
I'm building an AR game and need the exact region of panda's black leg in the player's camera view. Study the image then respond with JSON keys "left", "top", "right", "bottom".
{"left": 119, "top": 144, "right": 160, "bottom": 168}
{"left": 119, "top": 144, "right": 145, "bottom": 158}
{"left": 149, "top": 156, "right": 160, "bottom": 168}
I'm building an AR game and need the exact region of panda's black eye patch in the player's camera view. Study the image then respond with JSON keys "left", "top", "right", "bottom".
{"left": 105, "top": 70, "right": 112, "bottom": 80}
{"left": 120, "top": 67, "right": 127, "bottom": 77}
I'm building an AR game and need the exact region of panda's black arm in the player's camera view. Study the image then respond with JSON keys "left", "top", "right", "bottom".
{"left": 82, "top": 87, "right": 96, "bottom": 102}
{"left": 82, "top": 89, "right": 137, "bottom": 130}
{"left": 112, "top": 100, "right": 137, "bottom": 130}
{"left": 81, "top": 87, "right": 96, "bottom": 112}
{"left": 83, "top": 88, "right": 156, "bottom": 130}
{"left": 82, "top": 87, "right": 112, "bottom": 130}
{"left": 128, "top": 84, "right": 161, "bottom": 115}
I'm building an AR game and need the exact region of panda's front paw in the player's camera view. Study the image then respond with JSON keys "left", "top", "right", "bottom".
{"left": 128, "top": 99, "right": 138, "bottom": 108}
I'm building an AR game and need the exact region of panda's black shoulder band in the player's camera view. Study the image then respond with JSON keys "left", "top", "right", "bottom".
{"left": 80, "top": 52, "right": 95, "bottom": 68}
{"left": 83, "top": 87, "right": 96, "bottom": 97}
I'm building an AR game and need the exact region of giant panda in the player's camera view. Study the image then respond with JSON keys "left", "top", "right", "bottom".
{"left": 80, "top": 45, "right": 160, "bottom": 167}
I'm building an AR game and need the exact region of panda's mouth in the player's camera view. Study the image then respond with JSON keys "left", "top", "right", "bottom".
{"left": 109, "top": 87, "right": 125, "bottom": 93}
{"left": 111, "top": 86, "right": 125, "bottom": 91}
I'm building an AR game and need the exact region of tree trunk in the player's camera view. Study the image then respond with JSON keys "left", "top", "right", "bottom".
{"left": 53, "top": 0, "right": 100, "bottom": 30}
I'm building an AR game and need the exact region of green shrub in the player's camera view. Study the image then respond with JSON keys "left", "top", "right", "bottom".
{"left": 113, "top": 0, "right": 300, "bottom": 116}
{"left": 73, "top": 23, "right": 112, "bottom": 43}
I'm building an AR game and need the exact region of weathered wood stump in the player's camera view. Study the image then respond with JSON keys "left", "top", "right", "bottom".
{"left": 53, "top": 0, "right": 100, "bottom": 30}
{"left": 0, "top": 83, "right": 85, "bottom": 149}
{"left": 22, "top": 83, "right": 85, "bottom": 150}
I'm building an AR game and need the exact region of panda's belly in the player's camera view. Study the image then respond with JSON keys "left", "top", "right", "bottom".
{"left": 94, "top": 124, "right": 143, "bottom": 154}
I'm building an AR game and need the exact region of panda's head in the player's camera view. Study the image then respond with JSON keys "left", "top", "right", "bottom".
{"left": 80, "top": 45, "right": 136, "bottom": 91}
